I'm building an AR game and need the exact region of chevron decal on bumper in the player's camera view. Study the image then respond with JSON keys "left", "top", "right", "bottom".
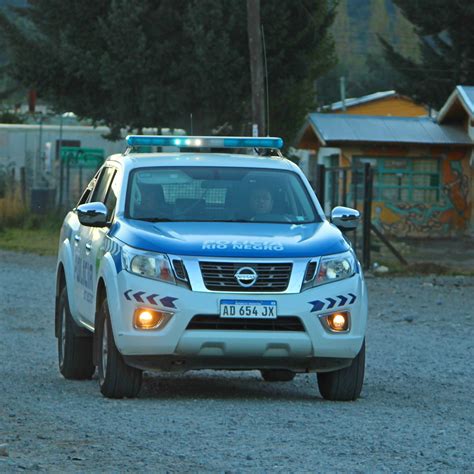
{"left": 309, "top": 293, "right": 356, "bottom": 312}
{"left": 124, "top": 290, "right": 178, "bottom": 308}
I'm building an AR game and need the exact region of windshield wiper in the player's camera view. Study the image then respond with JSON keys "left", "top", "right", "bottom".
{"left": 134, "top": 217, "right": 173, "bottom": 222}
{"left": 213, "top": 219, "right": 252, "bottom": 223}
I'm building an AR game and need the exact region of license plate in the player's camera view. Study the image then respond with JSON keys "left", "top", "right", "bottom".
{"left": 220, "top": 300, "right": 277, "bottom": 319}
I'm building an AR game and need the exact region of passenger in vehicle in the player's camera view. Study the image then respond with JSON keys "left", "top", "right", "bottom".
{"left": 134, "top": 183, "right": 167, "bottom": 219}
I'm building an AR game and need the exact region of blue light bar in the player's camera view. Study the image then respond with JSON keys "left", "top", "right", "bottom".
{"left": 126, "top": 135, "right": 283, "bottom": 149}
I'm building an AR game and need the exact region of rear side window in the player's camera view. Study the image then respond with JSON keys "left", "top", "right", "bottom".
{"left": 76, "top": 169, "right": 101, "bottom": 207}
{"left": 77, "top": 187, "right": 92, "bottom": 207}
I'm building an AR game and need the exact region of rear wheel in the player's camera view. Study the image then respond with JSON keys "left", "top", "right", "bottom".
{"left": 260, "top": 369, "right": 296, "bottom": 382}
{"left": 97, "top": 298, "right": 142, "bottom": 399}
{"left": 57, "top": 287, "right": 95, "bottom": 380}
{"left": 317, "top": 340, "right": 365, "bottom": 401}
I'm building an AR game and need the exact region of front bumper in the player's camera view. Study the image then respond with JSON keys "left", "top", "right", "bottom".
{"left": 124, "top": 355, "right": 353, "bottom": 373}
{"left": 108, "top": 271, "right": 368, "bottom": 370}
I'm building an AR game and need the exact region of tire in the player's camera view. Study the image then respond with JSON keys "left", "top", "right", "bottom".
{"left": 317, "top": 340, "right": 365, "bottom": 401}
{"left": 97, "top": 298, "right": 142, "bottom": 399}
{"left": 57, "top": 287, "right": 95, "bottom": 380}
{"left": 260, "top": 369, "right": 296, "bottom": 382}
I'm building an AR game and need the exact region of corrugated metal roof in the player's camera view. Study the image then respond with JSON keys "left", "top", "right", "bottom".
{"left": 327, "top": 90, "right": 396, "bottom": 111}
{"left": 308, "top": 113, "right": 472, "bottom": 146}
{"left": 456, "top": 85, "right": 474, "bottom": 115}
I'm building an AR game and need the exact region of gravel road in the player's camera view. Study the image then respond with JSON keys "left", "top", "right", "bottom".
{"left": 0, "top": 250, "right": 473, "bottom": 472}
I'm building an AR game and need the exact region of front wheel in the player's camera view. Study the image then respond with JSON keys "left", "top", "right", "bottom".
{"left": 97, "top": 298, "right": 142, "bottom": 399}
{"left": 317, "top": 341, "right": 365, "bottom": 401}
{"left": 57, "top": 287, "right": 95, "bottom": 380}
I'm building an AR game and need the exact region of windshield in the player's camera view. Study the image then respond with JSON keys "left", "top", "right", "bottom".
{"left": 126, "top": 166, "right": 320, "bottom": 224}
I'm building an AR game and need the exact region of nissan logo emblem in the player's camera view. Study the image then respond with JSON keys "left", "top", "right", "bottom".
{"left": 234, "top": 267, "right": 258, "bottom": 288}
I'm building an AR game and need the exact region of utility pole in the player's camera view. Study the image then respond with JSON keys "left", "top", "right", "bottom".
{"left": 247, "top": 0, "right": 266, "bottom": 136}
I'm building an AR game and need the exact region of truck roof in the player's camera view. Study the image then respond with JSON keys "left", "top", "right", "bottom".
{"left": 107, "top": 152, "right": 297, "bottom": 171}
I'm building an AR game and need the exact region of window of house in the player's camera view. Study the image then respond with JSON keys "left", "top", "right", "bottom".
{"left": 353, "top": 157, "right": 441, "bottom": 203}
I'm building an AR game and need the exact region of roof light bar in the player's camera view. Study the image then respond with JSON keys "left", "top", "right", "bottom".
{"left": 126, "top": 135, "right": 283, "bottom": 149}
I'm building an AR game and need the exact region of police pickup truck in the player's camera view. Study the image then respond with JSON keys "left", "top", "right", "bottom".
{"left": 55, "top": 136, "right": 367, "bottom": 400}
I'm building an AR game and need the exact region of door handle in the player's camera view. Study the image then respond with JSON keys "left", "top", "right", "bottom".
{"left": 74, "top": 234, "right": 81, "bottom": 243}
{"left": 85, "top": 243, "right": 92, "bottom": 251}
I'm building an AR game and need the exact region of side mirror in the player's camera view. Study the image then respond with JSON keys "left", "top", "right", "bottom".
{"left": 77, "top": 202, "right": 108, "bottom": 227}
{"left": 330, "top": 206, "right": 360, "bottom": 230}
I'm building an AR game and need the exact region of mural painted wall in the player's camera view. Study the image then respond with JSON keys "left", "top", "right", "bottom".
{"left": 376, "top": 157, "right": 470, "bottom": 237}
{"left": 341, "top": 146, "right": 472, "bottom": 237}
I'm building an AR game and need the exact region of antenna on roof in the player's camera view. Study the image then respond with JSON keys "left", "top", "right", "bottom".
{"left": 340, "top": 77, "right": 347, "bottom": 111}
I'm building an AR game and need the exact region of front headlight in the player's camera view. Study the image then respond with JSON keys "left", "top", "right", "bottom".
{"left": 302, "top": 251, "right": 356, "bottom": 290}
{"left": 315, "top": 251, "right": 356, "bottom": 286}
{"left": 122, "top": 246, "right": 176, "bottom": 284}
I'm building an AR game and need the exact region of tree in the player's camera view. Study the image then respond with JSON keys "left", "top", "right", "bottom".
{"left": 0, "top": 0, "right": 336, "bottom": 144}
{"left": 380, "top": 0, "right": 474, "bottom": 109}
{"left": 316, "top": 0, "right": 421, "bottom": 106}
{"left": 261, "top": 0, "right": 336, "bottom": 142}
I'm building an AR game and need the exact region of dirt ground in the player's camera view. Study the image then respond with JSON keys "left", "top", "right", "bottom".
{"left": 371, "top": 234, "right": 474, "bottom": 273}
{"left": 0, "top": 250, "right": 473, "bottom": 472}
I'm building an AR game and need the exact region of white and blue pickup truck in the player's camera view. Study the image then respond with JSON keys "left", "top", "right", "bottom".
{"left": 55, "top": 135, "right": 368, "bottom": 400}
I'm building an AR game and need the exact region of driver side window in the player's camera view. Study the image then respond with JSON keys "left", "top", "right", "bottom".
{"left": 88, "top": 166, "right": 117, "bottom": 221}
{"left": 89, "top": 167, "right": 114, "bottom": 203}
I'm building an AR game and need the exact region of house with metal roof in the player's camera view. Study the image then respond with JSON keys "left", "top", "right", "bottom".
{"left": 437, "top": 86, "right": 474, "bottom": 125}
{"left": 323, "top": 90, "right": 428, "bottom": 117}
{"left": 436, "top": 86, "right": 474, "bottom": 233}
{"left": 296, "top": 93, "right": 473, "bottom": 237}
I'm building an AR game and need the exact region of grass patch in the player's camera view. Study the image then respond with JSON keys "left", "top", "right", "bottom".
{"left": 0, "top": 201, "right": 64, "bottom": 255}
{"left": 0, "top": 176, "right": 67, "bottom": 255}
{"left": 0, "top": 227, "right": 59, "bottom": 255}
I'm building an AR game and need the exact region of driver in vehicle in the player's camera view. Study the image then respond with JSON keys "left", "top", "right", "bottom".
{"left": 248, "top": 187, "right": 274, "bottom": 220}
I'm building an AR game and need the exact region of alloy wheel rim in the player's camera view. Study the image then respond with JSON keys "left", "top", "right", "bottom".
{"left": 60, "top": 307, "right": 66, "bottom": 367}
{"left": 101, "top": 321, "right": 108, "bottom": 381}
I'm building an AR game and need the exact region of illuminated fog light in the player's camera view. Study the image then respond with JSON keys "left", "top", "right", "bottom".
{"left": 185, "top": 138, "right": 191, "bottom": 145}
{"left": 319, "top": 311, "right": 350, "bottom": 333}
{"left": 329, "top": 313, "right": 347, "bottom": 331}
{"left": 174, "top": 138, "right": 182, "bottom": 146}
{"left": 133, "top": 308, "right": 172, "bottom": 330}
{"left": 194, "top": 139, "right": 202, "bottom": 146}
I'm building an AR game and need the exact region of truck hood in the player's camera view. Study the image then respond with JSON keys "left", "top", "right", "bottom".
{"left": 111, "top": 219, "right": 349, "bottom": 258}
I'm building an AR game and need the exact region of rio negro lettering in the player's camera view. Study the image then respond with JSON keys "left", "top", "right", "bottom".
{"left": 202, "top": 240, "right": 284, "bottom": 251}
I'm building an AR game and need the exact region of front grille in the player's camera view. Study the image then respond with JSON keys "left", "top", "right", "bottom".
{"left": 199, "top": 262, "right": 292, "bottom": 292}
{"left": 186, "top": 315, "right": 305, "bottom": 331}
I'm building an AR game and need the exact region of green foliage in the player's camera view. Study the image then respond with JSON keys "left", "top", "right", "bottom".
{"left": 317, "top": 0, "right": 420, "bottom": 105}
{"left": 0, "top": 0, "right": 336, "bottom": 144}
{"left": 261, "top": 0, "right": 336, "bottom": 141}
{"left": 381, "top": 0, "right": 474, "bottom": 109}
{"left": 0, "top": 110, "right": 23, "bottom": 123}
